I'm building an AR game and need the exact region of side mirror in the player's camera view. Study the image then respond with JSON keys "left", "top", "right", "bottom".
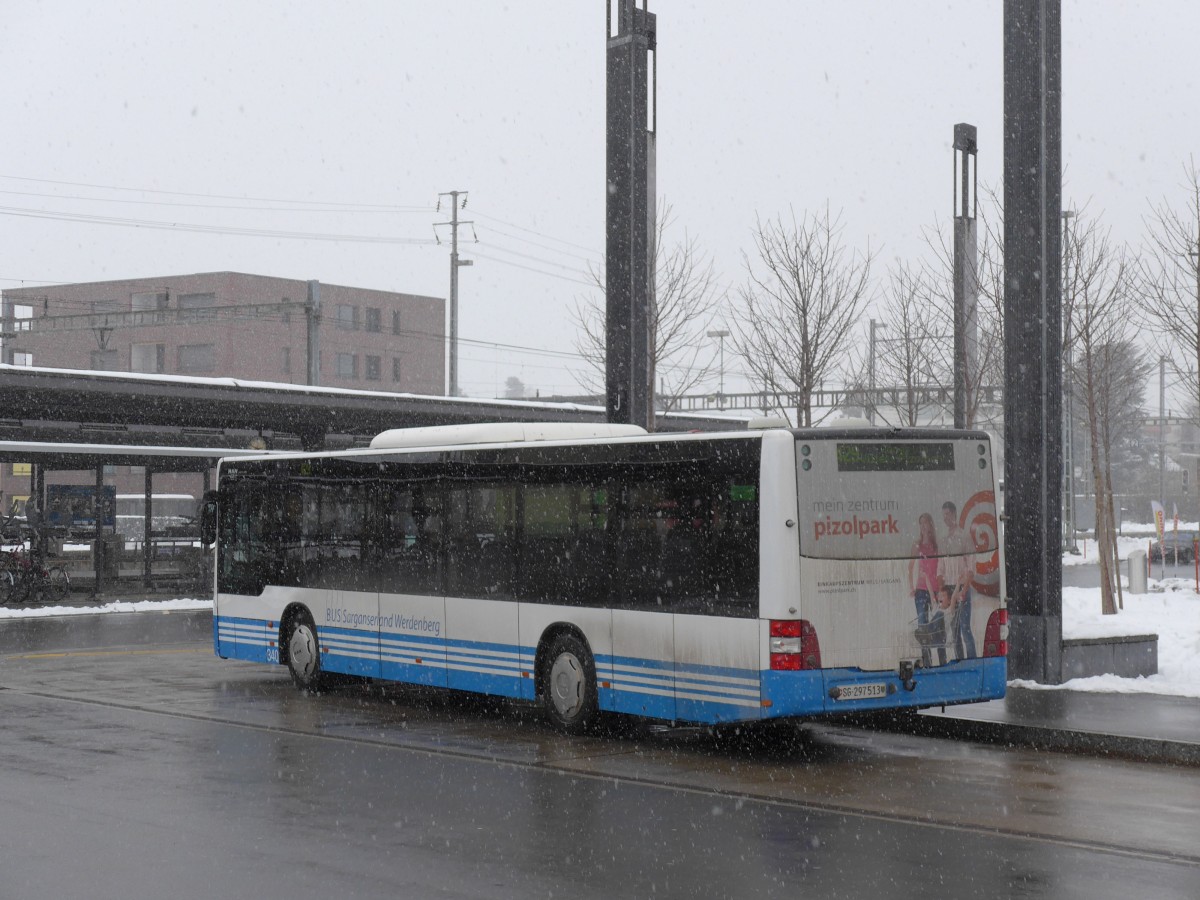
{"left": 200, "top": 490, "right": 219, "bottom": 546}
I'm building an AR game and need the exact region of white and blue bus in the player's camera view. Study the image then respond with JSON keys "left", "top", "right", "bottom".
{"left": 205, "top": 422, "right": 1006, "bottom": 732}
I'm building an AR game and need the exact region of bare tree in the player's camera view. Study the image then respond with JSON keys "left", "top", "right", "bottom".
{"left": 1139, "top": 158, "right": 1200, "bottom": 423}
{"left": 844, "top": 261, "right": 945, "bottom": 426}
{"left": 733, "top": 206, "right": 874, "bottom": 426}
{"left": 569, "top": 202, "right": 724, "bottom": 422}
{"left": 1067, "top": 214, "right": 1144, "bottom": 615}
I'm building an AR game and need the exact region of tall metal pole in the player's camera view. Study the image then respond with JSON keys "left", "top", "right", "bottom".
{"left": 868, "top": 319, "right": 886, "bottom": 424}
{"left": 1004, "top": 0, "right": 1063, "bottom": 684}
{"left": 439, "top": 190, "right": 473, "bottom": 398}
{"left": 606, "top": 0, "right": 656, "bottom": 429}
{"left": 953, "top": 124, "right": 979, "bottom": 429}
{"left": 707, "top": 328, "right": 729, "bottom": 404}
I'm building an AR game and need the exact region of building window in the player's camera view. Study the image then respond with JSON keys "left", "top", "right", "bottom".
{"left": 392, "top": 310, "right": 402, "bottom": 335}
{"left": 336, "top": 304, "right": 358, "bottom": 331}
{"left": 131, "top": 291, "right": 168, "bottom": 324}
{"left": 179, "top": 292, "right": 217, "bottom": 322}
{"left": 91, "top": 299, "right": 120, "bottom": 314}
{"left": 336, "top": 352, "right": 358, "bottom": 379}
{"left": 392, "top": 357, "right": 402, "bottom": 382}
{"left": 91, "top": 349, "right": 118, "bottom": 371}
{"left": 365, "top": 308, "right": 381, "bottom": 333}
{"left": 11, "top": 351, "right": 33, "bottom": 367}
{"left": 131, "top": 343, "right": 164, "bottom": 374}
{"left": 365, "top": 355, "right": 381, "bottom": 381}
{"left": 177, "top": 344, "right": 216, "bottom": 374}
{"left": 282, "top": 347, "right": 291, "bottom": 375}
{"left": 10, "top": 304, "right": 33, "bottom": 332}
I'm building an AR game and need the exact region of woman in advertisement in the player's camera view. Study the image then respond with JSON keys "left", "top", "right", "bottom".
{"left": 939, "top": 500, "right": 977, "bottom": 660}
{"left": 908, "top": 512, "right": 945, "bottom": 666}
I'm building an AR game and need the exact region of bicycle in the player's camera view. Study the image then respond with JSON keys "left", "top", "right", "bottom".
{"left": 5, "top": 554, "right": 71, "bottom": 604}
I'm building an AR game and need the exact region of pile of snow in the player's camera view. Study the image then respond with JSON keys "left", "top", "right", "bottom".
{"left": 1024, "top": 580, "right": 1200, "bottom": 699}
{"left": 0, "top": 598, "right": 211, "bottom": 618}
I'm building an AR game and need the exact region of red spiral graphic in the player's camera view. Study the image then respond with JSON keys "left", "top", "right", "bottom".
{"left": 961, "top": 490, "right": 1000, "bottom": 597}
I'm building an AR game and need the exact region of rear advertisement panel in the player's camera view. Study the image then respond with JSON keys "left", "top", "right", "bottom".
{"left": 796, "top": 437, "right": 1001, "bottom": 670}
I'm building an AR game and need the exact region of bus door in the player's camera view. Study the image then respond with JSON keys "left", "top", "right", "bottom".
{"left": 608, "top": 482, "right": 678, "bottom": 721}
{"left": 376, "top": 480, "right": 446, "bottom": 687}
{"left": 302, "top": 479, "right": 380, "bottom": 679}
{"left": 445, "top": 480, "right": 525, "bottom": 698}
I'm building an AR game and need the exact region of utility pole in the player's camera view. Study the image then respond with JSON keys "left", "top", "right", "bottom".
{"left": 305, "top": 280, "right": 321, "bottom": 386}
{"left": 437, "top": 190, "right": 473, "bottom": 397}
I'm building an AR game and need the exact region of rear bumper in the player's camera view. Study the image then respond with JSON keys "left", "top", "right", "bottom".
{"left": 761, "top": 657, "right": 1006, "bottom": 718}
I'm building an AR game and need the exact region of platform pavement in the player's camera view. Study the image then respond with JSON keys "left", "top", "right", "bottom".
{"left": 873, "top": 686, "right": 1200, "bottom": 767}
{"left": 4, "top": 595, "right": 1197, "bottom": 766}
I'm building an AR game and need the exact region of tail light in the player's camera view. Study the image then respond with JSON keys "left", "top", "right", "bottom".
{"left": 983, "top": 608, "right": 1008, "bottom": 658}
{"left": 770, "top": 619, "right": 821, "bottom": 670}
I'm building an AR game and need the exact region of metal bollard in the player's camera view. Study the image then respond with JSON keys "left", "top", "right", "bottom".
{"left": 1128, "top": 549, "right": 1148, "bottom": 594}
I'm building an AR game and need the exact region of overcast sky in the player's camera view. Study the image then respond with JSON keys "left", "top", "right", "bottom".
{"left": 2, "top": 1, "right": 1198, "bottom": 404}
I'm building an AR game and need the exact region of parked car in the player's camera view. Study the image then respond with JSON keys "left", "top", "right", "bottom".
{"left": 1148, "top": 534, "right": 1198, "bottom": 564}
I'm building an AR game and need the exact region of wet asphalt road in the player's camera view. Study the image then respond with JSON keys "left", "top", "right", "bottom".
{"left": 1, "top": 611, "right": 1198, "bottom": 900}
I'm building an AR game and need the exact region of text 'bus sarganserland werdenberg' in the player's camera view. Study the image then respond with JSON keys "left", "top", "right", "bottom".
{"left": 202, "top": 421, "right": 1006, "bottom": 733}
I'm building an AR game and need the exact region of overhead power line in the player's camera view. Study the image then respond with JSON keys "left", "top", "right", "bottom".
{"left": 0, "top": 174, "right": 432, "bottom": 211}
{"left": 0, "top": 205, "right": 439, "bottom": 245}
{"left": 0, "top": 188, "right": 435, "bottom": 214}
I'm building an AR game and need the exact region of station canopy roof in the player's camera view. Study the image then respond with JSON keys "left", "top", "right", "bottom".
{"left": 0, "top": 364, "right": 740, "bottom": 456}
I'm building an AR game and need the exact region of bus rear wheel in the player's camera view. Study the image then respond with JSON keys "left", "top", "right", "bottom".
{"left": 541, "top": 633, "right": 598, "bottom": 734}
{"left": 285, "top": 614, "right": 323, "bottom": 691}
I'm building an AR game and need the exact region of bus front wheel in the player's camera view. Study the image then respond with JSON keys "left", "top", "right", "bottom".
{"left": 285, "top": 614, "right": 323, "bottom": 691}
{"left": 541, "top": 633, "right": 598, "bottom": 734}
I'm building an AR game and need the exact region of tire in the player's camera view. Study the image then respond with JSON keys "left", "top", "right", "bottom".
{"left": 540, "top": 632, "right": 598, "bottom": 734}
{"left": 9, "top": 572, "right": 31, "bottom": 604}
{"left": 285, "top": 613, "right": 324, "bottom": 691}
{"left": 45, "top": 567, "right": 70, "bottom": 603}
{"left": 0, "top": 569, "right": 13, "bottom": 603}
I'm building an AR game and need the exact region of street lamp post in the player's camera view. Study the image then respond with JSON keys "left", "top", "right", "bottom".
{"left": 868, "top": 319, "right": 887, "bottom": 424}
{"left": 707, "top": 329, "right": 729, "bottom": 407}
{"left": 1062, "top": 210, "right": 1079, "bottom": 553}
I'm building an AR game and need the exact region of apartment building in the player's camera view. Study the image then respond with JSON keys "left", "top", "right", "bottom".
{"left": 0, "top": 272, "right": 445, "bottom": 512}
{"left": 1, "top": 271, "right": 444, "bottom": 393}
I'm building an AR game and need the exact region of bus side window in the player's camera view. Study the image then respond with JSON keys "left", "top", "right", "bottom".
{"left": 200, "top": 490, "right": 218, "bottom": 546}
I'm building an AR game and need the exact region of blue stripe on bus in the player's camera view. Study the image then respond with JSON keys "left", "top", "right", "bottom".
{"left": 596, "top": 652, "right": 763, "bottom": 721}
{"left": 213, "top": 615, "right": 1005, "bottom": 723}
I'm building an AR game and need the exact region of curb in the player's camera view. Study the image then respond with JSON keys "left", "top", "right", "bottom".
{"left": 854, "top": 709, "right": 1200, "bottom": 767}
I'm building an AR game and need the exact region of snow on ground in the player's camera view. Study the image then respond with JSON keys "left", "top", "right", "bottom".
{"left": 0, "top": 598, "right": 211, "bottom": 618}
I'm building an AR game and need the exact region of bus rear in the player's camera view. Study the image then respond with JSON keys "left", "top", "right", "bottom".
{"left": 763, "top": 430, "right": 1005, "bottom": 715}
